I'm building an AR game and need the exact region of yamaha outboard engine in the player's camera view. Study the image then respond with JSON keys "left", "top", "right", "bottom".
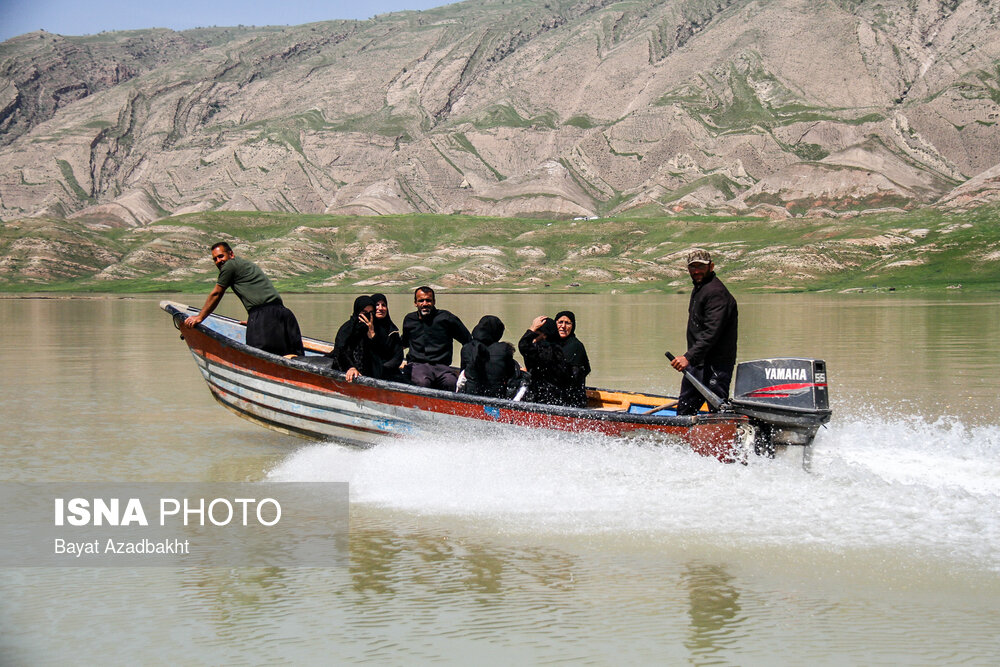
{"left": 730, "top": 358, "right": 831, "bottom": 453}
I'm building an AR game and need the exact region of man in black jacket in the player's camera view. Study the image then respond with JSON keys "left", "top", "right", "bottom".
{"left": 401, "top": 286, "right": 472, "bottom": 391}
{"left": 670, "top": 249, "right": 738, "bottom": 415}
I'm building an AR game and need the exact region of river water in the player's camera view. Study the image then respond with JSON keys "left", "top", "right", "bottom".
{"left": 2, "top": 292, "right": 999, "bottom": 664}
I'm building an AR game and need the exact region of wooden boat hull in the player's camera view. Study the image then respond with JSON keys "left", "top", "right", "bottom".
{"left": 162, "top": 301, "right": 790, "bottom": 463}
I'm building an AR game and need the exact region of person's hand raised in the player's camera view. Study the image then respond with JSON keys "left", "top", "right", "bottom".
{"left": 359, "top": 312, "right": 375, "bottom": 339}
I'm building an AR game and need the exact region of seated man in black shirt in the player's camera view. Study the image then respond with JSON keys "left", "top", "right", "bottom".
{"left": 401, "top": 286, "right": 471, "bottom": 391}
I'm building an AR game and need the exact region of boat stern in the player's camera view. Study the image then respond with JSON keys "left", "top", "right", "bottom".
{"left": 730, "top": 357, "right": 831, "bottom": 458}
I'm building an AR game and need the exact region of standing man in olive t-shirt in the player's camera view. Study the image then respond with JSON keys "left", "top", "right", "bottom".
{"left": 183, "top": 242, "right": 304, "bottom": 356}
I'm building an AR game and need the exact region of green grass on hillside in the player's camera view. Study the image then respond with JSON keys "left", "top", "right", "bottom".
{"left": 1, "top": 206, "right": 999, "bottom": 294}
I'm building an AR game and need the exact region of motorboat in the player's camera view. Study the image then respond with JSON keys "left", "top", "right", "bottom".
{"left": 162, "top": 300, "right": 831, "bottom": 465}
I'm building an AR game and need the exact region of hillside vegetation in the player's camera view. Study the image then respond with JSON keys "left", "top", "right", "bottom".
{"left": 2, "top": 205, "right": 997, "bottom": 293}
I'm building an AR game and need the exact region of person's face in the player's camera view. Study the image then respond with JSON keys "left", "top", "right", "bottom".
{"left": 688, "top": 261, "right": 713, "bottom": 284}
{"left": 374, "top": 300, "right": 389, "bottom": 319}
{"left": 211, "top": 246, "right": 234, "bottom": 269}
{"left": 415, "top": 290, "right": 435, "bottom": 317}
{"left": 359, "top": 305, "right": 374, "bottom": 321}
{"left": 556, "top": 316, "right": 573, "bottom": 339}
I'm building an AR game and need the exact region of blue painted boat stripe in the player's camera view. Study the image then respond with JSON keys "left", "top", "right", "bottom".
{"left": 208, "top": 383, "right": 404, "bottom": 437}
{"left": 209, "top": 388, "right": 379, "bottom": 445}
{"left": 206, "top": 362, "right": 374, "bottom": 417}
{"left": 202, "top": 354, "right": 395, "bottom": 413}
{"left": 206, "top": 373, "right": 411, "bottom": 434}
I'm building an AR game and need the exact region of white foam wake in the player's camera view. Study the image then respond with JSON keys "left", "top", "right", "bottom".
{"left": 267, "top": 415, "right": 1000, "bottom": 569}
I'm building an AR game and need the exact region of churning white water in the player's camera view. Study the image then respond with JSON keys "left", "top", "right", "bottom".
{"left": 268, "top": 412, "right": 1000, "bottom": 572}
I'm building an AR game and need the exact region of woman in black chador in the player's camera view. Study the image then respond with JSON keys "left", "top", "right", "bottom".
{"left": 370, "top": 293, "right": 404, "bottom": 382}
{"left": 459, "top": 315, "right": 519, "bottom": 399}
{"left": 554, "top": 310, "right": 591, "bottom": 408}
{"left": 329, "top": 296, "right": 382, "bottom": 382}
{"left": 517, "top": 316, "right": 573, "bottom": 406}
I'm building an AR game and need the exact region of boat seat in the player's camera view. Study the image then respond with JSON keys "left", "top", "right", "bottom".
{"left": 627, "top": 403, "right": 679, "bottom": 417}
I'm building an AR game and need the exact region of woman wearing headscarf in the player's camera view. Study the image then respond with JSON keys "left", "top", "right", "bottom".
{"left": 459, "top": 315, "right": 519, "bottom": 399}
{"left": 329, "top": 296, "right": 381, "bottom": 382}
{"left": 370, "top": 293, "right": 404, "bottom": 382}
{"left": 554, "top": 310, "right": 591, "bottom": 408}
{"left": 517, "top": 316, "right": 573, "bottom": 406}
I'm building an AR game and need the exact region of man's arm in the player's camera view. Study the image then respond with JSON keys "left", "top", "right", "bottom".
{"left": 184, "top": 284, "right": 226, "bottom": 327}
{"left": 400, "top": 314, "right": 413, "bottom": 349}
{"left": 399, "top": 313, "right": 417, "bottom": 365}
{"left": 449, "top": 313, "right": 472, "bottom": 345}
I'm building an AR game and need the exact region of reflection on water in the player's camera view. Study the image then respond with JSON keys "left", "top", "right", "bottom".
{"left": 2, "top": 293, "right": 1000, "bottom": 663}
{"left": 5, "top": 521, "right": 999, "bottom": 664}
{"left": 347, "top": 520, "right": 578, "bottom": 601}
{"left": 683, "top": 563, "right": 743, "bottom": 660}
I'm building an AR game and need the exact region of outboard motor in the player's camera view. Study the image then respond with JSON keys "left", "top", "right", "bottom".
{"left": 730, "top": 358, "right": 831, "bottom": 452}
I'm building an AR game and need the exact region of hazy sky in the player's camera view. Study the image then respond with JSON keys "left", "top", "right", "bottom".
{"left": 0, "top": 0, "right": 452, "bottom": 43}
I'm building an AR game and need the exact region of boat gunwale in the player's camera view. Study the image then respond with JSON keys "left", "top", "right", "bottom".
{"left": 162, "top": 300, "right": 740, "bottom": 429}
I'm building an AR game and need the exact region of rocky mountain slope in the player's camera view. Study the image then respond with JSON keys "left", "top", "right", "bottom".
{"left": 1, "top": 0, "right": 999, "bottom": 226}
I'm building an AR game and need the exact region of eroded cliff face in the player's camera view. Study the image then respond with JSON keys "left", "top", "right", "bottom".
{"left": 1, "top": 0, "right": 999, "bottom": 226}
